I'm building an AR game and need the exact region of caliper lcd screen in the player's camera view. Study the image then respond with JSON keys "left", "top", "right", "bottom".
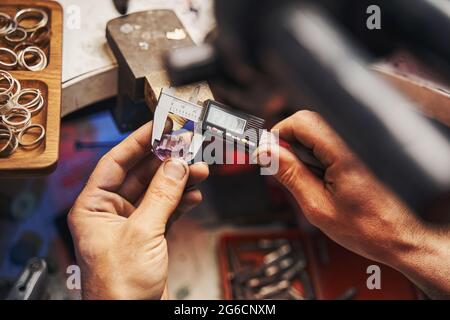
{"left": 206, "top": 105, "right": 247, "bottom": 135}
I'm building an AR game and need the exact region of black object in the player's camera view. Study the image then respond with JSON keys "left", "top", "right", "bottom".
{"left": 290, "top": 144, "right": 325, "bottom": 178}
{"left": 113, "top": 0, "right": 129, "bottom": 15}
{"left": 164, "top": 0, "right": 450, "bottom": 218}
{"left": 202, "top": 99, "right": 326, "bottom": 175}
{"left": 335, "top": 287, "right": 358, "bottom": 300}
{"left": 202, "top": 99, "right": 265, "bottom": 152}
{"left": 10, "top": 231, "right": 42, "bottom": 266}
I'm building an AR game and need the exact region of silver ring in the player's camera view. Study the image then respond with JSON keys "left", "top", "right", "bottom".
{"left": 0, "top": 128, "right": 19, "bottom": 155}
{"left": 18, "top": 46, "right": 47, "bottom": 71}
{"left": 0, "top": 93, "right": 14, "bottom": 116}
{"left": 0, "top": 74, "right": 47, "bottom": 154}
{"left": 5, "top": 27, "right": 28, "bottom": 44}
{"left": 11, "top": 77, "right": 21, "bottom": 97}
{"left": 13, "top": 42, "right": 34, "bottom": 53}
{"left": 0, "top": 13, "right": 11, "bottom": 34}
{"left": 0, "top": 71, "right": 14, "bottom": 95}
{"left": 13, "top": 88, "right": 44, "bottom": 115}
{"left": 0, "top": 123, "right": 14, "bottom": 156}
{"left": 0, "top": 13, "right": 16, "bottom": 36}
{"left": 29, "top": 26, "right": 50, "bottom": 47}
{"left": 2, "top": 107, "right": 32, "bottom": 133}
{"left": 0, "top": 71, "right": 20, "bottom": 97}
{"left": 18, "top": 123, "right": 45, "bottom": 147}
{"left": 14, "top": 8, "right": 48, "bottom": 32}
{"left": 0, "top": 48, "right": 18, "bottom": 70}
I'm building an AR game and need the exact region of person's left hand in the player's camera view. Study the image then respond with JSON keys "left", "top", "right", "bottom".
{"left": 68, "top": 121, "right": 209, "bottom": 300}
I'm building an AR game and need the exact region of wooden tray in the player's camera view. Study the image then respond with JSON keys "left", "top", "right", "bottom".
{"left": 0, "top": 0, "right": 62, "bottom": 176}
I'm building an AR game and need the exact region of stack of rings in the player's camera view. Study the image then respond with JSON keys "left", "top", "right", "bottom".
{"left": 0, "top": 8, "right": 49, "bottom": 71}
{"left": 0, "top": 70, "right": 46, "bottom": 157}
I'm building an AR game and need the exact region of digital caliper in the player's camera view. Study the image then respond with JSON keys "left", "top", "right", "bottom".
{"left": 151, "top": 89, "right": 325, "bottom": 177}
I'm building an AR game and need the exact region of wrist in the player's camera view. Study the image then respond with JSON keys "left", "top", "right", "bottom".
{"left": 81, "top": 270, "right": 165, "bottom": 300}
{"left": 386, "top": 224, "right": 450, "bottom": 299}
{"left": 81, "top": 273, "right": 125, "bottom": 300}
{"left": 382, "top": 219, "right": 429, "bottom": 270}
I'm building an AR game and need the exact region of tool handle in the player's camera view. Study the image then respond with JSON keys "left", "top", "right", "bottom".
{"left": 7, "top": 258, "right": 48, "bottom": 300}
{"left": 280, "top": 139, "right": 326, "bottom": 178}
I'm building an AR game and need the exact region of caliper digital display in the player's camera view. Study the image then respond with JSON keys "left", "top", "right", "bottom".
{"left": 206, "top": 104, "right": 247, "bottom": 135}
{"left": 152, "top": 91, "right": 266, "bottom": 163}
{"left": 202, "top": 100, "right": 265, "bottom": 151}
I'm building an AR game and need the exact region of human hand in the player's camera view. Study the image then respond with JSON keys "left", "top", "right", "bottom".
{"left": 68, "top": 121, "right": 209, "bottom": 300}
{"left": 257, "top": 111, "right": 450, "bottom": 298}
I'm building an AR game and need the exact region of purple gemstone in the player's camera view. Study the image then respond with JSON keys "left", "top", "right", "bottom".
{"left": 153, "top": 130, "right": 193, "bottom": 161}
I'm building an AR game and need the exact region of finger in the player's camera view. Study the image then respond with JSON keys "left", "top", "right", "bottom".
{"left": 176, "top": 189, "right": 203, "bottom": 216}
{"left": 86, "top": 121, "right": 154, "bottom": 192}
{"left": 87, "top": 119, "right": 172, "bottom": 193}
{"left": 119, "top": 160, "right": 209, "bottom": 205}
{"left": 187, "top": 162, "right": 209, "bottom": 188}
{"left": 133, "top": 158, "right": 189, "bottom": 228}
{"left": 166, "top": 189, "right": 203, "bottom": 232}
{"left": 117, "top": 155, "right": 162, "bottom": 204}
{"left": 74, "top": 188, "right": 136, "bottom": 218}
{"left": 272, "top": 110, "right": 352, "bottom": 167}
{"left": 257, "top": 143, "right": 325, "bottom": 207}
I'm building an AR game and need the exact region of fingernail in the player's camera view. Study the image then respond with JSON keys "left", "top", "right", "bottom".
{"left": 260, "top": 130, "right": 276, "bottom": 146}
{"left": 197, "top": 161, "right": 209, "bottom": 169}
{"left": 164, "top": 159, "right": 187, "bottom": 180}
{"left": 256, "top": 145, "right": 273, "bottom": 168}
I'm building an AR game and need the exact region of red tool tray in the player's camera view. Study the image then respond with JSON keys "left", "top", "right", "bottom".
{"left": 219, "top": 230, "right": 421, "bottom": 300}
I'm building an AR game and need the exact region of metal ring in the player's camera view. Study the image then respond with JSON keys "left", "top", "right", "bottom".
{"left": 0, "top": 13, "right": 16, "bottom": 36}
{"left": 13, "top": 88, "right": 44, "bottom": 115}
{"left": 14, "top": 8, "right": 48, "bottom": 32}
{"left": 0, "top": 48, "right": 18, "bottom": 70}
{"left": 0, "top": 92, "right": 10, "bottom": 105}
{"left": 29, "top": 26, "right": 50, "bottom": 47}
{"left": 13, "top": 42, "right": 34, "bottom": 53}
{"left": 0, "top": 71, "right": 22, "bottom": 97}
{"left": 2, "top": 106, "right": 31, "bottom": 128}
{"left": 11, "top": 76, "right": 21, "bottom": 97}
{"left": 0, "top": 71, "right": 14, "bottom": 95}
{"left": 5, "top": 27, "right": 28, "bottom": 44}
{"left": 0, "top": 93, "right": 14, "bottom": 116}
{"left": 0, "top": 123, "right": 14, "bottom": 156}
{"left": 18, "top": 46, "right": 47, "bottom": 71}
{"left": 18, "top": 123, "right": 45, "bottom": 147}
{"left": 0, "top": 13, "right": 11, "bottom": 35}
{"left": 0, "top": 128, "right": 19, "bottom": 155}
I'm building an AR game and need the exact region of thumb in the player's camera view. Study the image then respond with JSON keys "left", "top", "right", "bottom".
{"left": 257, "top": 144, "right": 324, "bottom": 206}
{"left": 134, "top": 158, "right": 189, "bottom": 228}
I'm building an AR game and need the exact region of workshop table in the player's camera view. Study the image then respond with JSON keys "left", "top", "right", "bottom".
{"left": 58, "top": 0, "right": 215, "bottom": 117}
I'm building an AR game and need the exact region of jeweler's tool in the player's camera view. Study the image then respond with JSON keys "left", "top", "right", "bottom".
{"left": 6, "top": 258, "right": 48, "bottom": 300}
{"left": 287, "top": 143, "right": 325, "bottom": 178}
{"left": 151, "top": 90, "right": 265, "bottom": 163}
{"left": 152, "top": 90, "right": 327, "bottom": 175}
{"left": 335, "top": 287, "right": 358, "bottom": 300}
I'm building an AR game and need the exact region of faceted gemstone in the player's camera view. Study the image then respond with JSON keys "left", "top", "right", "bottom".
{"left": 153, "top": 129, "right": 193, "bottom": 161}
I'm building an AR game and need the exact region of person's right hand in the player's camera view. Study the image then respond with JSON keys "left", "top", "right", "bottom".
{"left": 257, "top": 111, "right": 450, "bottom": 299}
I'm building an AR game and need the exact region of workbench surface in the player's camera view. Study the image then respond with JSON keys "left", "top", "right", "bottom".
{"left": 58, "top": 0, "right": 215, "bottom": 117}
